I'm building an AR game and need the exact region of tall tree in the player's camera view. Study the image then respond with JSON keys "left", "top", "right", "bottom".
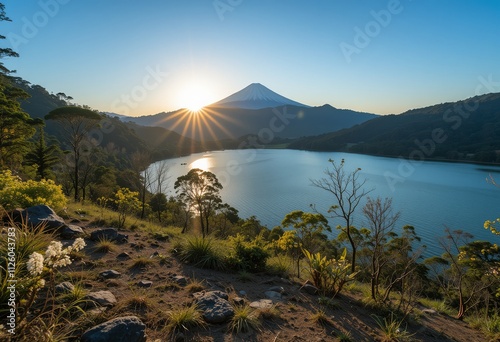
{"left": 45, "top": 106, "right": 101, "bottom": 201}
{"left": 0, "top": 3, "right": 37, "bottom": 169}
{"left": 174, "top": 168, "right": 223, "bottom": 237}
{"left": 25, "top": 127, "right": 60, "bottom": 179}
{"left": 311, "top": 158, "right": 372, "bottom": 272}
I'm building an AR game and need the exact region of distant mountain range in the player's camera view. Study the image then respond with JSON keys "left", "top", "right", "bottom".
{"left": 118, "top": 83, "right": 378, "bottom": 141}
{"left": 14, "top": 78, "right": 500, "bottom": 164}
{"left": 290, "top": 92, "right": 500, "bottom": 163}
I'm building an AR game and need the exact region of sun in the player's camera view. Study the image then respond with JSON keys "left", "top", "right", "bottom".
{"left": 178, "top": 81, "right": 214, "bottom": 112}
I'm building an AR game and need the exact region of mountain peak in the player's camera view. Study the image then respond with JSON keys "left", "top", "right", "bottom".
{"left": 210, "top": 83, "right": 310, "bottom": 110}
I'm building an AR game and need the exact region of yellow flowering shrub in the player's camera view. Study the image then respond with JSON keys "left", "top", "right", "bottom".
{"left": 0, "top": 170, "right": 67, "bottom": 210}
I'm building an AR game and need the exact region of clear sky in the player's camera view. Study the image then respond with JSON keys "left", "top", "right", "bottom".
{"left": 0, "top": 0, "right": 499, "bottom": 116}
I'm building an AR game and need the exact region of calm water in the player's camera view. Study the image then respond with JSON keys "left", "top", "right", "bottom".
{"left": 149, "top": 149, "right": 500, "bottom": 256}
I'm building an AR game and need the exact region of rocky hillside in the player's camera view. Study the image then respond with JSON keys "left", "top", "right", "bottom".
{"left": 0, "top": 205, "right": 489, "bottom": 342}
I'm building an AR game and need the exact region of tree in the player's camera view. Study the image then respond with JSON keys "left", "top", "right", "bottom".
{"left": 425, "top": 228, "right": 495, "bottom": 320}
{"left": 0, "top": 4, "right": 38, "bottom": 168}
{"left": 45, "top": 106, "right": 101, "bottom": 201}
{"left": 174, "top": 168, "right": 223, "bottom": 237}
{"left": 311, "top": 158, "right": 372, "bottom": 272}
{"left": 362, "top": 197, "right": 401, "bottom": 301}
{"left": 281, "top": 210, "right": 330, "bottom": 278}
{"left": 24, "top": 128, "right": 60, "bottom": 179}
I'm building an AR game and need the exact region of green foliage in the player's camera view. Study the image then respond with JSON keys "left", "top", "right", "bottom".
{"left": 174, "top": 168, "right": 223, "bottom": 237}
{"left": 230, "top": 304, "right": 261, "bottom": 333}
{"left": 372, "top": 313, "right": 413, "bottom": 342}
{"left": 303, "top": 248, "right": 356, "bottom": 297}
{"left": 227, "top": 234, "right": 269, "bottom": 272}
{"left": 113, "top": 187, "right": 141, "bottom": 227}
{"left": 177, "top": 236, "right": 225, "bottom": 270}
{"left": 0, "top": 169, "right": 67, "bottom": 210}
{"left": 165, "top": 303, "right": 206, "bottom": 336}
{"left": 24, "top": 128, "right": 60, "bottom": 180}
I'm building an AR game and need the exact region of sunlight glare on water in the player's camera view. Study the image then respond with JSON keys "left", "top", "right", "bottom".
{"left": 189, "top": 155, "right": 213, "bottom": 171}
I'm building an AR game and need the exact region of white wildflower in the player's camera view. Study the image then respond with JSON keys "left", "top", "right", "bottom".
{"left": 52, "top": 255, "right": 71, "bottom": 268}
{"left": 70, "top": 238, "right": 86, "bottom": 252}
{"left": 27, "top": 252, "right": 44, "bottom": 276}
{"left": 45, "top": 241, "right": 64, "bottom": 262}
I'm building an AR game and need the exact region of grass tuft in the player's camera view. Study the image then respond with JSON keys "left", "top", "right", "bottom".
{"left": 230, "top": 304, "right": 261, "bottom": 333}
{"left": 165, "top": 303, "right": 206, "bottom": 336}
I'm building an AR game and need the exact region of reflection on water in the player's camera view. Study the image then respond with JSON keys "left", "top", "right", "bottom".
{"left": 151, "top": 149, "right": 500, "bottom": 256}
{"left": 190, "top": 156, "right": 213, "bottom": 171}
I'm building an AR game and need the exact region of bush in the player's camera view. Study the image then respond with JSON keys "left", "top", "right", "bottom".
{"left": 228, "top": 235, "right": 269, "bottom": 273}
{"left": 178, "top": 236, "right": 225, "bottom": 270}
{"left": 0, "top": 170, "right": 67, "bottom": 210}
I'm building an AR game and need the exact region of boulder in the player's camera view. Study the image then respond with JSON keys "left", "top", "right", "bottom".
{"left": 99, "top": 270, "right": 121, "bottom": 279}
{"left": 90, "top": 228, "right": 128, "bottom": 243}
{"left": 81, "top": 316, "right": 146, "bottom": 342}
{"left": 14, "top": 205, "right": 65, "bottom": 231}
{"left": 55, "top": 281, "right": 75, "bottom": 294}
{"left": 85, "top": 290, "right": 117, "bottom": 308}
{"left": 137, "top": 280, "right": 153, "bottom": 288}
{"left": 194, "top": 291, "right": 234, "bottom": 324}
{"left": 173, "top": 275, "right": 188, "bottom": 286}
{"left": 265, "top": 291, "right": 282, "bottom": 300}
{"left": 60, "top": 224, "right": 84, "bottom": 239}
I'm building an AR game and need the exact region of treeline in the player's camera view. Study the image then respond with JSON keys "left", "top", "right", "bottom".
{"left": 289, "top": 93, "right": 500, "bottom": 164}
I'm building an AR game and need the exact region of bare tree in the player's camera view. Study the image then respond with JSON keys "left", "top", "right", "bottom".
{"left": 363, "top": 197, "right": 401, "bottom": 300}
{"left": 311, "top": 158, "right": 372, "bottom": 272}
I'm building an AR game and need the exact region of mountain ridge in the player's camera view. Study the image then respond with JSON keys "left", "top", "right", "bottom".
{"left": 210, "top": 83, "right": 310, "bottom": 109}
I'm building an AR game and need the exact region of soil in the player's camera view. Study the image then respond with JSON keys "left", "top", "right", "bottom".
{"left": 62, "top": 224, "right": 488, "bottom": 342}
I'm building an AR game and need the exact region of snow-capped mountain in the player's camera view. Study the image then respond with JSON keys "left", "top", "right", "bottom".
{"left": 210, "top": 83, "right": 310, "bottom": 109}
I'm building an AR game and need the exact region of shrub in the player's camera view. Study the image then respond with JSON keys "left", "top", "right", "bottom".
{"left": 230, "top": 304, "right": 261, "bottom": 333}
{"left": 228, "top": 235, "right": 269, "bottom": 273}
{"left": 178, "top": 236, "right": 225, "bottom": 270}
{"left": 303, "top": 248, "right": 357, "bottom": 297}
{"left": 0, "top": 170, "right": 67, "bottom": 210}
{"left": 165, "top": 303, "right": 206, "bottom": 336}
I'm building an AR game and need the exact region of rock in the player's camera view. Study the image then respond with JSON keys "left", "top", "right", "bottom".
{"left": 301, "top": 284, "right": 319, "bottom": 295}
{"left": 55, "top": 281, "right": 74, "bottom": 294}
{"left": 137, "top": 280, "right": 153, "bottom": 288}
{"left": 233, "top": 297, "right": 246, "bottom": 306}
{"left": 85, "top": 290, "right": 117, "bottom": 308}
{"left": 173, "top": 275, "right": 188, "bottom": 286}
{"left": 194, "top": 291, "right": 234, "bottom": 324}
{"left": 60, "top": 224, "right": 84, "bottom": 239}
{"left": 422, "top": 308, "right": 437, "bottom": 315}
{"left": 265, "top": 291, "right": 282, "bottom": 300}
{"left": 14, "top": 205, "right": 66, "bottom": 231}
{"left": 81, "top": 316, "right": 146, "bottom": 342}
{"left": 249, "top": 299, "right": 273, "bottom": 309}
{"left": 239, "top": 290, "right": 247, "bottom": 296}
{"left": 267, "top": 286, "right": 285, "bottom": 294}
{"left": 117, "top": 252, "right": 131, "bottom": 260}
{"left": 90, "top": 228, "right": 128, "bottom": 243}
{"left": 99, "top": 270, "right": 121, "bottom": 279}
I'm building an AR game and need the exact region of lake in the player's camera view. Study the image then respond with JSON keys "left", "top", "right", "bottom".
{"left": 148, "top": 149, "right": 500, "bottom": 256}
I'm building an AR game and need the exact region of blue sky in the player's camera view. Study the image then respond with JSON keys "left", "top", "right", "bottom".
{"left": 1, "top": 0, "right": 499, "bottom": 116}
